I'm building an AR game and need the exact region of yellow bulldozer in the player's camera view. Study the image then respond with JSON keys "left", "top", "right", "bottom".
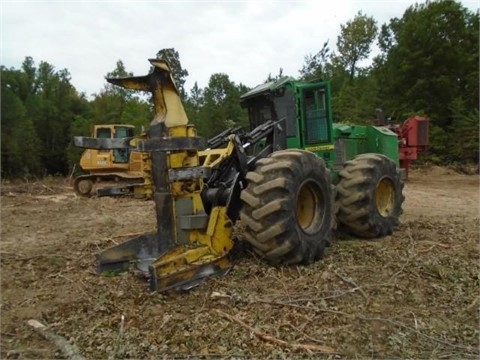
{"left": 75, "top": 58, "right": 405, "bottom": 292}
{"left": 73, "top": 124, "right": 152, "bottom": 198}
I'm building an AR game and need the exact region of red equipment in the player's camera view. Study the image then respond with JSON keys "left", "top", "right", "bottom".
{"left": 386, "top": 116, "right": 429, "bottom": 178}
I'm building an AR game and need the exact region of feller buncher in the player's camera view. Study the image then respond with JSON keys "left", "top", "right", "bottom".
{"left": 73, "top": 124, "right": 152, "bottom": 198}
{"left": 75, "top": 58, "right": 404, "bottom": 292}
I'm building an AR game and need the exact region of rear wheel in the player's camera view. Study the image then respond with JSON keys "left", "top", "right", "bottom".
{"left": 240, "top": 150, "right": 333, "bottom": 265}
{"left": 336, "top": 153, "right": 404, "bottom": 238}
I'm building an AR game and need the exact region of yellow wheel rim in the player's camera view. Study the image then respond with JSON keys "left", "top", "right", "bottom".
{"left": 296, "top": 181, "right": 322, "bottom": 233}
{"left": 375, "top": 177, "right": 395, "bottom": 217}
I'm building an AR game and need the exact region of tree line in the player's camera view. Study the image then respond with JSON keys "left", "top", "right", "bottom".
{"left": 1, "top": 0, "right": 478, "bottom": 178}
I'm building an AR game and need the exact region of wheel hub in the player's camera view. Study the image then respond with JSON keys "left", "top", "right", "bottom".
{"left": 375, "top": 177, "right": 395, "bottom": 217}
{"left": 296, "top": 181, "right": 323, "bottom": 234}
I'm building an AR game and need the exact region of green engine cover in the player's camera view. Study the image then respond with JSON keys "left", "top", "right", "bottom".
{"left": 332, "top": 124, "right": 399, "bottom": 165}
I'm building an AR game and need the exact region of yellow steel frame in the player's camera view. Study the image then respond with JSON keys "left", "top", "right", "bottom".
{"left": 148, "top": 126, "right": 235, "bottom": 290}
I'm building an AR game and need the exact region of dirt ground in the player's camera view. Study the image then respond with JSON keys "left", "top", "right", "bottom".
{"left": 1, "top": 166, "right": 478, "bottom": 359}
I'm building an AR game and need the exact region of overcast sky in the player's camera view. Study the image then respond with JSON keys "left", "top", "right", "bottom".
{"left": 1, "top": 0, "right": 478, "bottom": 98}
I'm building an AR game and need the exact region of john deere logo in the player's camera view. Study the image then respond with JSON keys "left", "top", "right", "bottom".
{"left": 305, "top": 144, "right": 334, "bottom": 152}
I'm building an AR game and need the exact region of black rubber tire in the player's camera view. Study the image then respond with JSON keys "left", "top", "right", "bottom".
{"left": 336, "top": 153, "right": 404, "bottom": 238}
{"left": 239, "top": 149, "right": 333, "bottom": 265}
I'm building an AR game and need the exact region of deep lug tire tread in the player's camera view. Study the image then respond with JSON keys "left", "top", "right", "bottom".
{"left": 240, "top": 149, "right": 333, "bottom": 265}
{"left": 336, "top": 153, "right": 405, "bottom": 238}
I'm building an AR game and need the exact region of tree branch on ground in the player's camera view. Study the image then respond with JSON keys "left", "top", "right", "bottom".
{"left": 27, "top": 319, "right": 86, "bottom": 360}
{"left": 213, "top": 309, "right": 337, "bottom": 354}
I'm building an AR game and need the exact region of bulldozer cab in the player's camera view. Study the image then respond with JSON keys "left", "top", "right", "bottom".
{"left": 240, "top": 77, "right": 335, "bottom": 168}
{"left": 93, "top": 125, "right": 135, "bottom": 164}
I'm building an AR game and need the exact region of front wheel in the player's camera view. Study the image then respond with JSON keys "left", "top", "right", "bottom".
{"left": 336, "top": 153, "right": 404, "bottom": 238}
{"left": 239, "top": 149, "right": 333, "bottom": 265}
{"left": 73, "top": 176, "right": 93, "bottom": 197}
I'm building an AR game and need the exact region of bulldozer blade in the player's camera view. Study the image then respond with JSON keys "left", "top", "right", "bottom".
{"left": 97, "top": 233, "right": 170, "bottom": 273}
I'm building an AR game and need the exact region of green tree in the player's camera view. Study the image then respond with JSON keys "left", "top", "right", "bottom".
{"left": 336, "top": 11, "right": 377, "bottom": 81}
{"left": 104, "top": 60, "right": 134, "bottom": 99}
{"left": 446, "top": 98, "right": 479, "bottom": 163}
{"left": 89, "top": 60, "right": 152, "bottom": 134}
{"left": 331, "top": 73, "right": 380, "bottom": 124}
{"left": 1, "top": 57, "right": 88, "bottom": 176}
{"left": 265, "top": 67, "right": 285, "bottom": 82}
{"left": 299, "top": 12, "right": 379, "bottom": 123}
{"left": 66, "top": 114, "right": 92, "bottom": 173}
{"left": 184, "top": 81, "right": 204, "bottom": 128}
{"left": 25, "top": 59, "right": 88, "bottom": 174}
{"left": 197, "top": 74, "right": 248, "bottom": 139}
{"left": 155, "top": 48, "right": 189, "bottom": 98}
{"left": 1, "top": 67, "right": 42, "bottom": 177}
{"left": 375, "top": 0, "right": 479, "bottom": 163}
{"left": 300, "top": 41, "right": 331, "bottom": 81}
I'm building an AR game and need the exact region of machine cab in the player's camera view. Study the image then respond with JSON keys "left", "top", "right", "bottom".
{"left": 240, "top": 77, "right": 335, "bottom": 166}
{"left": 94, "top": 125, "right": 135, "bottom": 164}
{"left": 79, "top": 124, "right": 135, "bottom": 171}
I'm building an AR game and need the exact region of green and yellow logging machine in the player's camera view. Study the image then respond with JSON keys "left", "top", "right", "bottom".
{"left": 74, "top": 58, "right": 404, "bottom": 292}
